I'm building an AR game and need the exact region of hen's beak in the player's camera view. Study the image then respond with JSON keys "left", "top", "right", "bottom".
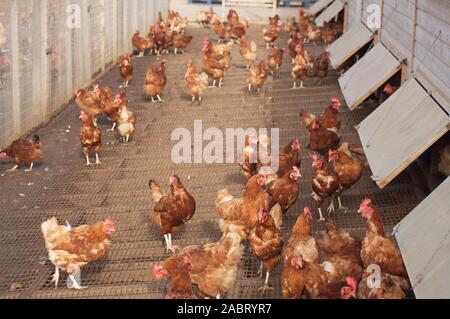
{"left": 357, "top": 208, "right": 363, "bottom": 214}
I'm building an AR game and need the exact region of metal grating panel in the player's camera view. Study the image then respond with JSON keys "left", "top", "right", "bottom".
{"left": 0, "top": 24, "right": 420, "bottom": 299}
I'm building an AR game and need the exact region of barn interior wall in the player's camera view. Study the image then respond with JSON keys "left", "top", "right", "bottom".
{"left": 0, "top": 0, "right": 167, "bottom": 148}
{"left": 345, "top": 0, "right": 449, "bottom": 108}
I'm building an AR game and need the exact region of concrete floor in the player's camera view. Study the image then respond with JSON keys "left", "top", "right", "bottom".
{"left": 0, "top": 23, "right": 420, "bottom": 298}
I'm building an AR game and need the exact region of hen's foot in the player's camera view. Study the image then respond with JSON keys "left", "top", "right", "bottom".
{"left": 50, "top": 267, "right": 60, "bottom": 288}
{"left": 258, "top": 284, "right": 274, "bottom": 295}
{"left": 166, "top": 245, "right": 179, "bottom": 255}
{"left": 25, "top": 163, "right": 34, "bottom": 172}
{"left": 68, "top": 275, "right": 88, "bottom": 290}
{"left": 256, "top": 263, "right": 264, "bottom": 278}
{"left": 327, "top": 201, "right": 335, "bottom": 215}
{"left": 318, "top": 208, "right": 326, "bottom": 223}
{"left": 7, "top": 165, "right": 18, "bottom": 172}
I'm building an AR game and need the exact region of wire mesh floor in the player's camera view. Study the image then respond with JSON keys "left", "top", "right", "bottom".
{"left": 0, "top": 26, "right": 421, "bottom": 299}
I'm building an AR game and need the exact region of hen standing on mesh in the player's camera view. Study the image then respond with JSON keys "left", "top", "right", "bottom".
{"left": 149, "top": 172, "right": 196, "bottom": 254}
{"left": 328, "top": 143, "right": 363, "bottom": 211}
{"left": 144, "top": 59, "right": 167, "bottom": 103}
{"left": 79, "top": 111, "right": 102, "bottom": 166}
{"left": 311, "top": 153, "right": 342, "bottom": 222}
{"left": 41, "top": 217, "right": 115, "bottom": 289}
{"left": 119, "top": 53, "right": 133, "bottom": 88}
{"left": 154, "top": 231, "right": 244, "bottom": 299}
{"left": 0, "top": 135, "right": 42, "bottom": 172}
{"left": 249, "top": 204, "right": 284, "bottom": 294}
{"left": 357, "top": 199, "right": 410, "bottom": 299}
{"left": 185, "top": 60, "right": 209, "bottom": 103}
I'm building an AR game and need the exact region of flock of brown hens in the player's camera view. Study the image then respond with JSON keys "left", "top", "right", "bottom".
{"left": 0, "top": 6, "right": 410, "bottom": 299}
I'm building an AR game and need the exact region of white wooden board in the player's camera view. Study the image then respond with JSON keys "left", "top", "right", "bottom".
{"left": 395, "top": 177, "right": 450, "bottom": 299}
{"left": 357, "top": 78, "right": 450, "bottom": 189}
{"left": 226, "top": 0, "right": 274, "bottom": 7}
{"left": 339, "top": 42, "right": 401, "bottom": 110}
{"left": 328, "top": 21, "right": 374, "bottom": 69}
{"left": 315, "top": 0, "right": 345, "bottom": 27}
{"left": 306, "top": 0, "right": 335, "bottom": 16}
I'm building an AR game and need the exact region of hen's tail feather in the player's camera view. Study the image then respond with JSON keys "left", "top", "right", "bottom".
{"left": 349, "top": 144, "right": 366, "bottom": 156}
{"left": 220, "top": 231, "right": 244, "bottom": 266}
{"left": 41, "top": 217, "right": 59, "bottom": 240}
{"left": 216, "top": 188, "right": 234, "bottom": 208}
{"left": 324, "top": 217, "right": 337, "bottom": 234}
{"left": 149, "top": 179, "right": 166, "bottom": 203}
{"left": 270, "top": 204, "right": 283, "bottom": 230}
{"left": 219, "top": 219, "right": 247, "bottom": 240}
{"left": 299, "top": 110, "right": 316, "bottom": 129}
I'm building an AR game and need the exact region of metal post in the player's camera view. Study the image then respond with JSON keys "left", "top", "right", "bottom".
{"left": 272, "top": 0, "right": 277, "bottom": 17}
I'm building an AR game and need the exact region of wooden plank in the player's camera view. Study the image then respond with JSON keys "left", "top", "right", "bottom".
{"left": 410, "top": 0, "right": 418, "bottom": 74}
{"left": 356, "top": 78, "right": 450, "bottom": 189}
{"left": 306, "top": 0, "right": 335, "bottom": 16}
{"left": 338, "top": 42, "right": 401, "bottom": 110}
{"left": 414, "top": 66, "right": 450, "bottom": 114}
{"left": 395, "top": 177, "right": 450, "bottom": 299}
{"left": 81, "top": 0, "right": 91, "bottom": 84}
{"left": 31, "top": 0, "right": 44, "bottom": 119}
{"left": 343, "top": 1, "right": 349, "bottom": 32}
{"left": 10, "top": 0, "right": 20, "bottom": 136}
{"left": 112, "top": 0, "right": 118, "bottom": 62}
{"left": 225, "top": 0, "right": 275, "bottom": 8}
{"left": 222, "top": 0, "right": 226, "bottom": 21}
{"left": 100, "top": 0, "right": 106, "bottom": 72}
{"left": 315, "top": 0, "right": 345, "bottom": 27}
{"left": 64, "top": 0, "right": 73, "bottom": 98}
{"left": 328, "top": 21, "right": 374, "bottom": 69}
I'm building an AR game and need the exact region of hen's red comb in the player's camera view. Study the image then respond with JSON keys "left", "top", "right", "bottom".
{"left": 360, "top": 198, "right": 372, "bottom": 208}
{"left": 331, "top": 98, "right": 340, "bottom": 104}
{"left": 346, "top": 277, "right": 357, "bottom": 291}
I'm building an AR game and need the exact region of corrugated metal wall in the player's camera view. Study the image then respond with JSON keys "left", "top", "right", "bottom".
{"left": 345, "top": 0, "right": 449, "bottom": 108}
{"left": 0, "top": 0, "right": 168, "bottom": 148}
